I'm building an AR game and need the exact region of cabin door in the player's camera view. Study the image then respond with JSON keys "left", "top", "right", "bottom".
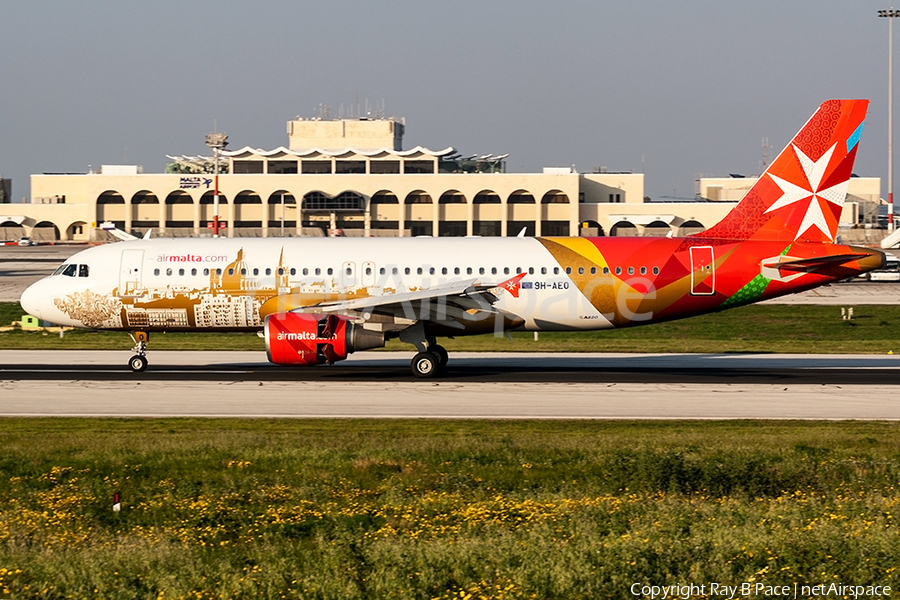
{"left": 690, "top": 246, "right": 715, "bottom": 296}
{"left": 118, "top": 249, "right": 144, "bottom": 297}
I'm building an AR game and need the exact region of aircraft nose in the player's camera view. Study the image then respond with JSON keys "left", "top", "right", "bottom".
{"left": 20, "top": 280, "right": 45, "bottom": 320}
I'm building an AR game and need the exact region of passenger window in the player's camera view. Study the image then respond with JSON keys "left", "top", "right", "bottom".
{"left": 228, "top": 269, "right": 234, "bottom": 276}
{"left": 78, "top": 264, "right": 90, "bottom": 278}
{"left": 528, "top": 267, "right": 534, "bottom": 275}
{"left": 541, "top": 267, "right": 547, "bottom": 275}
{"left": 240, "top": 268, "right": 246, "bottom": 276}
{"left": 178, "top": 268, "right": 185, "bottom": 276}
{"left": 467, "top": 267, "right": 473, "bottom": 275}
{"left": 491, "top": 267, "right": 498, "bottom": 275}
{"left": 379, "top": 267, "right": 385, "bottom": 275}
{"left": 253, "top": 268, "right": 259, "bottom": 276}
{"left": 553, "top": 267, "right": 559, "bottom": 275}
{"left": 628, "top": 267, "right": 634, "bottom": 275}
{"left": 578, "top": 267, "right": 584, "bottom": 275}
{"left": 405, "top": 267, "right": 411, "bottom": 275}
{"left": 153, "top": 268, "right": 160, "bottom": 276}
{"left": 346, "top": 268, "right": 352, "bottom": 276}
{"left": 216, "top": 269, "right": 222, "bottom": 276}
{"left": 516, "top": 267, "right": 522, "bottom": 274}
{"left": 615, "top": 267, "right": 622, "bottom": 275}
{"left": 327, "top": 268, "right": 333, "bottom": 276}
{"left": 603, "top": 267, "right": 610, "bottom": 275}
{"left": 640, "top": 267, "right": 647, "bottom": 275}
{"left": 454, "top": 267, "right": 460, "bottom": 275}
{"left": 392, "top": 267, "right": 399, "bottom": 275}
{"left": 503, "top": 267, "right": 510, "bottom": 275}
{"left": 302, "top": 268, "right": 308, "bottom": 276}
{"left": 653, "top": 267, "right": 659, "bottom": 275}
{"left": 479, "top": 267, "right": 485, "bottom": 275}
{"left": 442, "top": 267, "right": 448, "bottom": 275}
{"left": 191, "top": 268, "right": 197, "bottom": 276}
{"left": 265, "top": 268, "right": 272, "bottom": 276}
{"left": 566, "top": 267, "right": 572, "bottom": 275}
{"left": 590, "top": 267, "right": 596, "bottom": 275}
{"left": 203, "top": 268, "right": 210, "bottom": 276}
{"left": 417, "top": 267, "right": 423, "bottom": 275}
{"left": 278, "top": 268, "right": 284, "bottom": 276}
{"left": 366, "top": 267, "right": 372, "bottom": 276}
{"left": 166, "top": 268, "right": 173, "bottom": 276}
{"left": 430, "top": 267, "right": 435, "bottom": 275}
{"left": 315, "top": 268, "right": 321, "bottom": 276}
{"left": 290, "top": 268, "right": 297, "bottom": 276}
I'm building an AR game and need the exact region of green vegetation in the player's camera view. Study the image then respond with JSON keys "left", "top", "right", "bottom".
{"left": 2, "top": 301, "right": 900, "bottom": 354}
{"left": 0, "top": 419, "right": 897, "bottom": 599}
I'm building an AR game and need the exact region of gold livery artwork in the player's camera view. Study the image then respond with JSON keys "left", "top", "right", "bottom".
{"left": 53, "top": 248, "right": 378, "bottom": 331}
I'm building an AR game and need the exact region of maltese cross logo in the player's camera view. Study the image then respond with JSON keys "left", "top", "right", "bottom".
{"left": 764, "top": 143, "right": 848, "bottom": 241}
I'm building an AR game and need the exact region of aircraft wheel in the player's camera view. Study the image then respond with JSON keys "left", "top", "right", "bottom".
{"left": 431, "top": 345, "right": 449, "bottom": 368}
{"left": 411, "top": 351, "right": 440, "bottom": 378}
{"left": 129, "top": 354, "right": 148, "bottom": 373}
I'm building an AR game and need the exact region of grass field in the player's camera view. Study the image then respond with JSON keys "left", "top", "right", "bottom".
{"left": 0, "top": 419, "right": 897, "bottom": 599}
{"left": 3, "top": 301, "right": 900, "bottom": 354}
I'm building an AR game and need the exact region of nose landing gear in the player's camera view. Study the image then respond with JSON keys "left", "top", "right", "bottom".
{"left": 128, "top": 331, "right": 149, "bottom": 372}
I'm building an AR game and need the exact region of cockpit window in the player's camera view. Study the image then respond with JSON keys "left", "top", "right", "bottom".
{"left": 53, "top": 264, "right": 68, "bottom": 276}
{"left": 61, "top": 264, "right": 77, "bottom": 277}
{"left": 78, "top": 264, "right": 90, "bottom": 278}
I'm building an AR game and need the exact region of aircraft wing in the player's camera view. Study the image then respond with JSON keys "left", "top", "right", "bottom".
{"left": 308, "top": 275, "right": 524, "bottom": 330}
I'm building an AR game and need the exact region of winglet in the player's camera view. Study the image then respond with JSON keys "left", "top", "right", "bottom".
{"left": 497, "top": 273, "right": 526, "bottom": 298}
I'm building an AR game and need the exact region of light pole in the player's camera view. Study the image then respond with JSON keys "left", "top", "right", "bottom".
{"left": 880, "top": 9, "right": 899, "bottom": 232}
{"left": 205, "top": 132, "right": 228, "bottom": 238}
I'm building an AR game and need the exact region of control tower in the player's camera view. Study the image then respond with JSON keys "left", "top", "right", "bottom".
{"left": 287, "top": 116, "right": 405, "bottom": 151}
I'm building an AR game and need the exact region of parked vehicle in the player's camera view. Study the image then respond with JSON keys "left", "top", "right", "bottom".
{"left": 869, "top": 255, "right": 900, "bottom": 281}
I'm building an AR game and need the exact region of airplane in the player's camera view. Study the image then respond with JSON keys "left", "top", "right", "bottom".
{"left": 20, "top": 99, "right": 885, "bottom": 378}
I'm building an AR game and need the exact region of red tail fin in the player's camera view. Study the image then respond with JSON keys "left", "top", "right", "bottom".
{"left": 696, "top": 99, "right": 868, "bottom": 243}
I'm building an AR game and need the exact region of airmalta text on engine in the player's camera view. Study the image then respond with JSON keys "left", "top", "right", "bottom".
{"left": 20, "top": 99, "right": 885, "bottom": 377}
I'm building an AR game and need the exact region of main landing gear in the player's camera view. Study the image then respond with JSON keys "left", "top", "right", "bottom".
{"left": 128, "top": 331, "right": 149, "bottom": 372}
{"left": 399, "top": 323, "right": 451, "bottom": 378}
{"left": 410, "top": 344, "right": 449, "bottom": 378}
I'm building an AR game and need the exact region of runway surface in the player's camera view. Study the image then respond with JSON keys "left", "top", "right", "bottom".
{"left": 2, "top": 351, "right": 899, "bottom": 419}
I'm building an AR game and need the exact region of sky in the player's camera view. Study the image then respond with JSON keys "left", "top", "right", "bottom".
{"left": 0, "top": 0, "right": 893, "bottom": 202}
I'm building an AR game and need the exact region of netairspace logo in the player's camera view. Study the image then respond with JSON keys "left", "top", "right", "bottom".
{"left": 630, "top": 582, "right": 891, "bottom": 599}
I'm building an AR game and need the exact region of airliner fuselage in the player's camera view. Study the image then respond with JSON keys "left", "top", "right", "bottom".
{"left": 21, "top": 235, "right": 882, "bottom": 333}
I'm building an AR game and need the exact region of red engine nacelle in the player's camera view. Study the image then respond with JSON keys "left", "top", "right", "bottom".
{"left": 264, "top": 312, "right": 384, "bottom": 366}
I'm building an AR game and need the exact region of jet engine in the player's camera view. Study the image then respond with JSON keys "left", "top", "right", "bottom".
{"left": 264, "top": 312, "right": 385, "bottom": 366}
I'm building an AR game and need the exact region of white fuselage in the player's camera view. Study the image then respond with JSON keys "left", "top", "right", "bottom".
{"left": 20, "top": 237, "right": 609, "bottom": 332}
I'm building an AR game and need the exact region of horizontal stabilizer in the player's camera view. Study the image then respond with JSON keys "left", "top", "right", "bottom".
{"left": 762, "top": 253, "right": 873, "bottom": 274}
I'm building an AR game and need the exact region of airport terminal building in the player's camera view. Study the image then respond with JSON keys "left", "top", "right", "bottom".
{"left": 0, "top": 114, "right": 883, "bottom": 242}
